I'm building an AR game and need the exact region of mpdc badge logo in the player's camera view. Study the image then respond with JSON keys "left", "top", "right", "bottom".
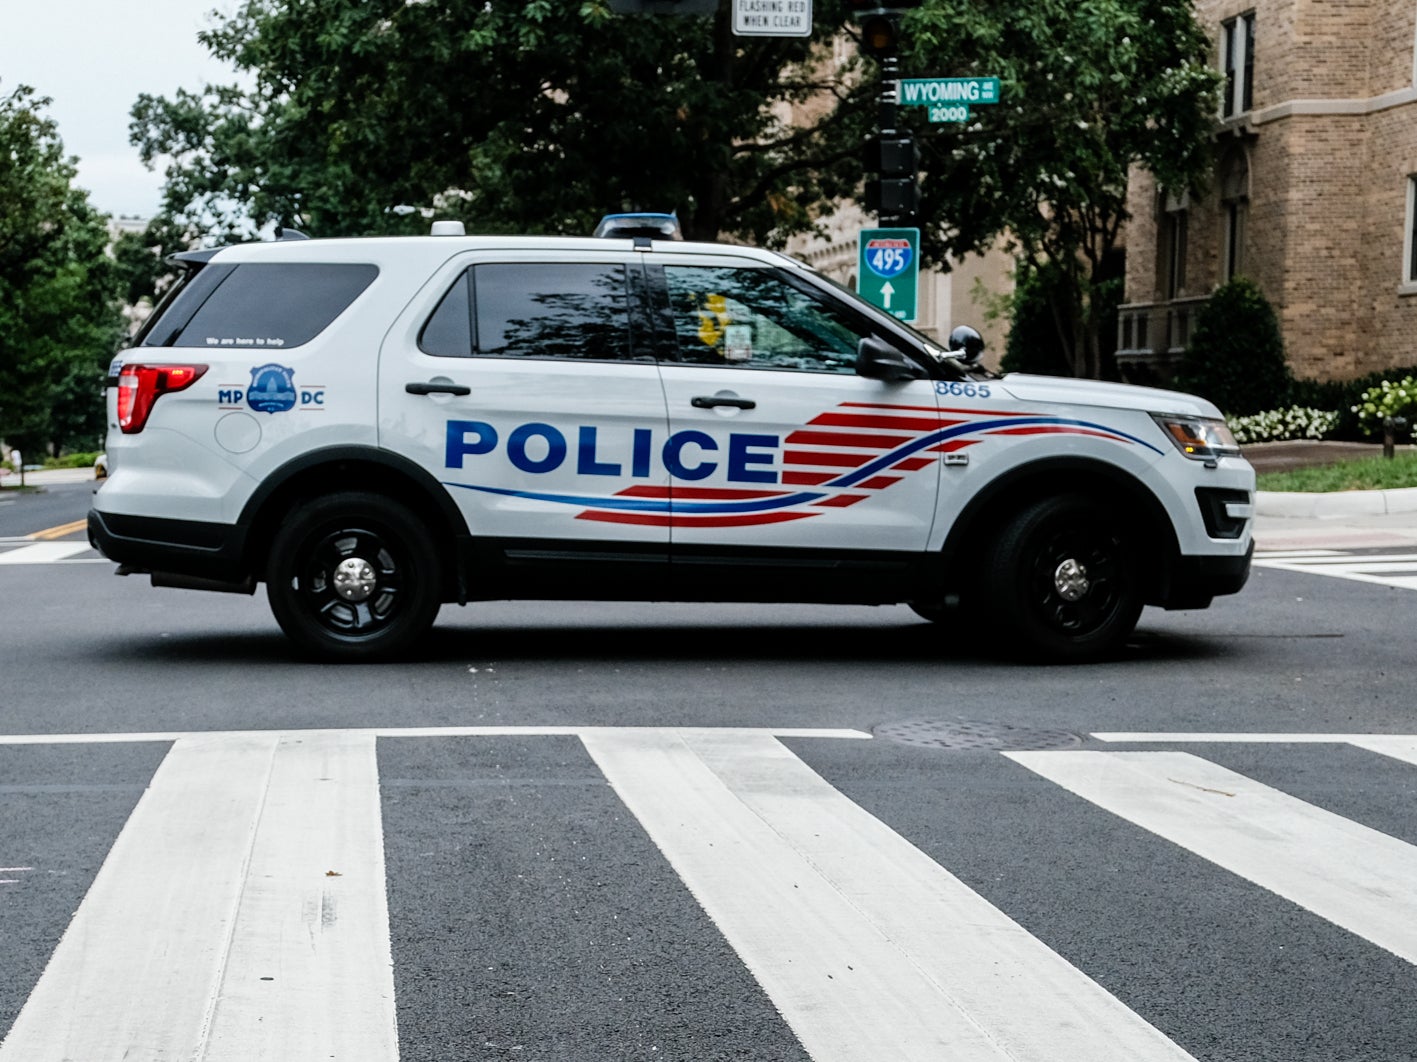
{"left": 247, "top": 364, "right": 298, "bottom": 414}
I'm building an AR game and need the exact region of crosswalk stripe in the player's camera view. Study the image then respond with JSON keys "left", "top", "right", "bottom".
{"left": 1252, "top": 550, "right": 1417, "bottom": 590}
{"left": 582, "top": 729, "right": 1196, "bottom": 1062}
{"left": 0, "top": 731, "right": 397, "bottom": 1061}
{"left": 1007, "top": 750, "right": 1417, "bottom": 966}
{"left": 0, "top": 542, "right": 101, "bottom": 564}
{"left": 1093, "top": 733, "right": 1417, "bottom": 768}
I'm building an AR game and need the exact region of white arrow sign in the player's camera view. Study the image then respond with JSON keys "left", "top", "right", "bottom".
{"left": 880, "top": 281, "right": 895, "bottom": 309}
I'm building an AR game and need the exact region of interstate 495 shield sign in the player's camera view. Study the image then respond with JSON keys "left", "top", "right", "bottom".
{"left": 857, "top": 228, "right": 920, "bottom": 322}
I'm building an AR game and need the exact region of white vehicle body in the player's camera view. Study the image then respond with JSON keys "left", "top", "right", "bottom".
{"left": 90, "top": 227, "right": 1254, "bottom": 661}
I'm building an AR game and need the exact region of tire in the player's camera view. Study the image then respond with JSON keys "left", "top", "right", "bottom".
{"left": 983, "top": 494, "right": 1143, "bottom": 663}
{"left": 266, "top": 491, "right": 442, "bottom": 661}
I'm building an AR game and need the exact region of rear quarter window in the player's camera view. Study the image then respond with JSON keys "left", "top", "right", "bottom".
{"left": 144, "top": 262, "right": 378, "bottom": 350}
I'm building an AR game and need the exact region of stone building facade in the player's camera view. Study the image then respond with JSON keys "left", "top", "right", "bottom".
{"left": 1118, "top": 0, "right": 1417, "bottom": 383}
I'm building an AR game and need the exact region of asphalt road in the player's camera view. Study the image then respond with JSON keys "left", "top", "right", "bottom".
{"left": 3, "top": 480, "right": 1416, "bottom": 1061}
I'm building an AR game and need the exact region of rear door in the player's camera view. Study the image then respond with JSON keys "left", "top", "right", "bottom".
{"left": 378, "top": 251, "right": 671, "bottom": 570}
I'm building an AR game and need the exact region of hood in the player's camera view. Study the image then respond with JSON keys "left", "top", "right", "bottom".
{"left": 996, "top": 374, "right": 1223, "bottom": 418}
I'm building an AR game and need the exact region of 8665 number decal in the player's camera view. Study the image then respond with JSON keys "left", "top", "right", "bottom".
{"left": 936, "top": 381, "right": 992, "bottom": 398}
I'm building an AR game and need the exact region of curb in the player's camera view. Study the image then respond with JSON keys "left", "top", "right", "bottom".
{"left": 1255, "top": 486, "right": 1417, "bottom": 518}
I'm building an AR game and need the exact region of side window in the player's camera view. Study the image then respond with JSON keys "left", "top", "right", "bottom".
{"left": 151, "top": 263, "right": 378, "bottom": 349}
{"left": 662, "top": 266, "right": 865, "bottom": 374}
{"left": 419, "top": 271, "right": 473, "bottom": 356}
{"left": 472, "top": 262, "right": 641, "bottom": 361}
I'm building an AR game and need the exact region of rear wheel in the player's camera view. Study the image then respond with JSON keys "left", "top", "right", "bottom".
{"left": 266, "top": 491, "right": 441, "bottom": 661}
{"left": 984, "top": 494, "right": 1143, "bottom": 662}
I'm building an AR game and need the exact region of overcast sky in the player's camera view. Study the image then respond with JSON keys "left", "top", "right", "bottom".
{"left": 0, "top": 1, "right": 245, "bottom": 219}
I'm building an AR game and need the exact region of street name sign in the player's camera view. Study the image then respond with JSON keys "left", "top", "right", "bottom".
{"left": 858, "top": 227, "right": 919, "bottom": 322}
{"left": 733, "top": 0, "right": 811, "bottom": 36}
{"left": 899, "top": 77, "right": 1001, "bottom": 123}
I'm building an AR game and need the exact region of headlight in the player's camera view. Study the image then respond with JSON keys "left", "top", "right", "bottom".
{"left": 1152, "top": 414, "right": 1242, "bottom": 460}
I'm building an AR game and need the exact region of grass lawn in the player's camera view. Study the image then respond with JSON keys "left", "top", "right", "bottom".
{"left": 1256, "top": 452, "right": 1417, "bottom": 492}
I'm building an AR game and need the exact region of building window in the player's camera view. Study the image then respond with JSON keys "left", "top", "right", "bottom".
{"left": 1406, "top": 176, "right": 1417, "bottom": 285}
{"left": 1222, "top": 13, "right": 1255, "bottom": 118}
{"left": 1159, "top": 192, "right": 1189, "bottom": 300}
{"left": 1220, "top": 149, "right": 1250, "bottom": 282}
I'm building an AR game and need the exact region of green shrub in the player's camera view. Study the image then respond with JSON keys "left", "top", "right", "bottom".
{"left": 43, "top": 451, "right": 102, "bottom": 469}
{"left": 1291, "top": 366, "right": 1417, "bottom": 438}
{"left": 1225, "top": 406, "right": 1340, "bottom": 444}
{"left": 1173, "top": 277, "right": 1291, "bottom": 415}
{"left": 1353, "top": 376, "right": 1417, "bottom": 437}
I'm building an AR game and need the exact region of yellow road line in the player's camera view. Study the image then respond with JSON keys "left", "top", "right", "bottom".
{"left": 30, "top": 519, "right": 89, "bottom": 541}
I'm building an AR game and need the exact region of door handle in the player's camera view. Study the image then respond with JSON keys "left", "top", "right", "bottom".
{"left": 691, "top": 395, "right": 756, "bottom": 410}
{"left": 406, "top": 381, "right": 471, "bottom": 396}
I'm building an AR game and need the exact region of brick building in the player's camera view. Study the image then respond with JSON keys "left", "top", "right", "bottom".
{"left": 1118, "top": 0, "right": 1417, "bottom": 384}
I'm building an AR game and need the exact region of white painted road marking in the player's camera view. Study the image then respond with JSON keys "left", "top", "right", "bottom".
{"left": 1093, "top": 732, "right": 1417, "bottom": 769}
{"left": 1008, "top": 750, "right": 1417, "bottom": 966}
{"left": 0, "top": 541, "right": 102, "bottom": 564}
{"left": 1253, "top": 549, "right": 1417, "bottom": 590}
{"left": 6, "top": 726, "right": 1416, "bottom": 1059}
{"left": 582, "top": 728, "right": 1196, "bottom": 1062}
{"left": 0, "top": 731, "right": 399, "bottom": 1062}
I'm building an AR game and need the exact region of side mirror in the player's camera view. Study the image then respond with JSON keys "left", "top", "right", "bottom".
{"left": 856, "top": 335, "right": 924, "bottom": 381}
{"left": 948, "top": 325, "right": 985, "bottom": 365}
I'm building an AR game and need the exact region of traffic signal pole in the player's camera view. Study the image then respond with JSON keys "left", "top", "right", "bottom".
{"left": 854, "top": 5, "right": 919, "bottom": 227}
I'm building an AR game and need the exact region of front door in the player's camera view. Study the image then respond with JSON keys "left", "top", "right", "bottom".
{"left": 649, "top": 257, "right": 943, "bottom": 591}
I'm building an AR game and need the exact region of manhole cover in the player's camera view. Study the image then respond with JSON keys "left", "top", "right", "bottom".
{"left": 873, "top": 719, "right": 1083, "bottom": 751}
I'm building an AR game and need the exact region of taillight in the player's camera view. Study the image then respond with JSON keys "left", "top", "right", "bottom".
{"left": 116, "top": 364, "right": 209, "bottom": 434}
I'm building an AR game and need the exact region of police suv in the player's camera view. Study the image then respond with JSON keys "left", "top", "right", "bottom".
{"left": 89, "top": 217, "right": 1254, "bottom": 662}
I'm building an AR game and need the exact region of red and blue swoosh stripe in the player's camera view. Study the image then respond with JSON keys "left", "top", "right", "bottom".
{"left": 444, "top": 402, "right": 1161, "bottom": 527}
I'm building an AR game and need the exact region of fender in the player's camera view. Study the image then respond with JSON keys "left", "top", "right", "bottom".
{"left": 238, "top": 445, "right": 474, "bottom": 603}
{"left": 939, "top": 454, "right": 1179, "bottom": 579}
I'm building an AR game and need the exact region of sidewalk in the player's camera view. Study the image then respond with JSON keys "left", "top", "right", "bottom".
{"left": 0, "top": 467, "right": 96, "bottom": 487}
{"left": 1253, "top": 491, "right": 1417, "bottom": 550}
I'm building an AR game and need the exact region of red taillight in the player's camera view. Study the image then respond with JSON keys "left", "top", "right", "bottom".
{"left": 117, "top": 364, "right": 209, "bottom": 434}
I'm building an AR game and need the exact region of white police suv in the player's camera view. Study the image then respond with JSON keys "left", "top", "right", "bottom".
{"left": 89, "top": 219, "right": 1254, "bottom": 662}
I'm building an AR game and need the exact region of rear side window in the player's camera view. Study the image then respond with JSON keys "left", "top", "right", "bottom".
{"left": 419, "top": 262, "right": 643, "bottom": 361}
{"left": 143, "top": 263, "right": 378, "bottom": 350}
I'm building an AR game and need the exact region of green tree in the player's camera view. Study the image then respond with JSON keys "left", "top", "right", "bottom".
{"left": 128, "top": 0, "right": 1220, "bottom": 387}
{"left": 129, "top": 0, "right": 873, "bottom": 245}
{"left": 907, "top": 0, "right": 1220, "bottom": 379}
{"left": 1173, "top": 276, "right": 1292, "bottom": 416}
{"left": 0, "top": 83, "right": 123, "bottom": 456}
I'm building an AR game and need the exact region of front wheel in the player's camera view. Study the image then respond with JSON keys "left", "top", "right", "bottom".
{"left": 984, "top": 494, "right": 1143, "bottom": 663}
{"left": 266, "top": 492, "right": 442, "bottom": 661}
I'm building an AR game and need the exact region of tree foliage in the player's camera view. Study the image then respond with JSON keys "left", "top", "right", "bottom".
{"left": 0, "top": 83, "right": 122, "bottom": 455}
{"left": 129, "top": 0, "right": 1221, "bottom": 383}
{"left": 130, "top": 0, "right": 873, "bottom": 245}
{"left": 907, "top": 0, "right": 1220, "bottom": 379}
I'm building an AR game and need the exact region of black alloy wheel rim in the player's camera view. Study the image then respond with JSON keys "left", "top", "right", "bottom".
{"left": 299, "top": 527, "right": 405, "bottom": 638}
{"left": 1025, "top": 524, "right": 1123, "bottom": 636}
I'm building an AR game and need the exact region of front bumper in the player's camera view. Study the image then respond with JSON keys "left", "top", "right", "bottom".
{"left": 1158, "top": 540, "right": 1254, "bottom": 609}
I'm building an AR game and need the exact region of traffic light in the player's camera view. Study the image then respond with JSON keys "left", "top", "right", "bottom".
{"left": 863, "top": 134, "right": 919, "bottom": 221}
{"left": 863, "top": 135, "right": 918, "bottom": 177}
{"left": 864, "top": 178, "right": 919, "bottom": 218}
{"left": 857, "top": 12, "right": 902, "bottom": 58}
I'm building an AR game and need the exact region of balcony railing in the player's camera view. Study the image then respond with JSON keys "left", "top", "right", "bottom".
{"left": 1116, "top": 296, "right": 1210, "bottom": 368}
